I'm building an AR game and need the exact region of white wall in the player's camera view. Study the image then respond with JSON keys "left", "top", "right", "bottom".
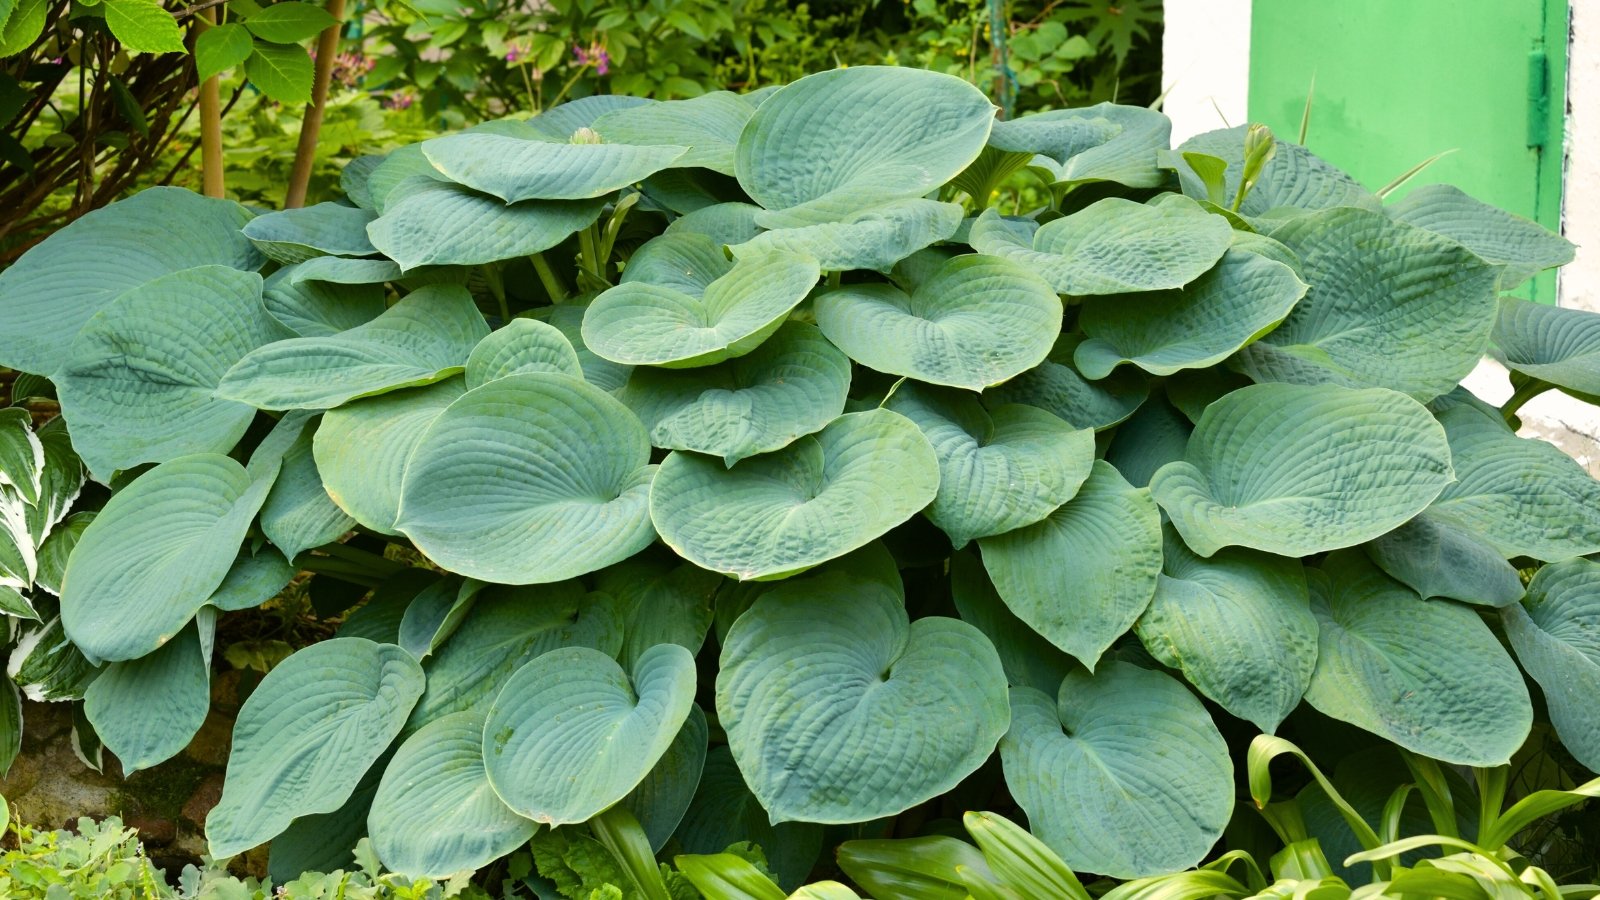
{"left": 1564, "top": 0, "right": 1598, "bottom": 312}
{"left": 1159, "top": 0, "right": 1251, "bottom": 144}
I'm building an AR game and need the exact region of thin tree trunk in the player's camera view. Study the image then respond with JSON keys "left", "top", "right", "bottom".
{"left": 284, "top": 0, "right": 345, "bottom": 208}
{"left": 198, "top": 8, "right": 225, "bottom": 198}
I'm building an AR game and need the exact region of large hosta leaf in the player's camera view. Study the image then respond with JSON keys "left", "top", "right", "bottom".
{"left": 263, "top": 268, "right": 387, "bottom": 337}
{"left": 83, "top": 620, "right": 210, "bottom": 773}
{"left": 886, "top": 384, "right": 1093, "bottom": 547}
{"left": 583, "top": 235, "right": 819, "bottom": 368}
{"left": 315, "top": 379, "right": 464, "bottom": 533}
{"left": 619, "top": 704, "right": 708, "bottom": 852}
{"left": 814, "top": 255, "right": 1062, "bottom": 390}
{"left": 398, "top": 374, "right": 656, "bottom": 583}
{"left": 1104, "top": 393, "right": 1191, "bottom": 488}
{"left": 968, "top": 197, "right": 1232, "bottom": 296}
{"left": 1421, "top": 403, "right": 1600, "bottom": 560}
{"left": 0, "top": 187, "right": 262, "bottom": 375}
{"left": 1074, "top": 248, "right": 1307, "bottom": 378}
{"left": 675, "top": 746, "right": 824, "bottom": 890}
{"left": 206, "top": 545, "right": 296, "bottom": 612}
{"left": 465, "top": 319, "right": 582, "bottom": 388}
{"left": 260, "top": 420, "right": 356, "bottom": 560}
{"left": 483, "top": 644, "right": 696, "bottom": 825}
{"left": 985, "top": 343, "right": 1148, "bottom": 430}
{"left": 949, "top": 550, "right": 1073, "bottom": 695}
{"left": 207, "top": 638, "right": 425, "bottom": 858}
{"left": 735, "top": 66, "right": 993, "bottom": 214}
{"left": 732, "top": 198, "right": 964, "bottom": 274}
{"left": 368, "top": 709, "right": 536, "bottom": 878}
{"left": 1304, "top": 552, "right": 1530, "bottom": 767}
{"left": 978, "top": 460, "right": 1161, "bottom": 669}
{"left": 1503, "top": 559, "right": 1600, "bottom": 771}
{"left": 61, "top": 454, "right": 272, "bottom": 663}
{"left": 1493, "top": 297, "right": 1600, "bottom": 399}
{"left": 530, "top": 302, "right": 634, "bottom": 392}
{"left": 219, "top": 285, "right": 489, "bottom": 410}
{"left": 1135, "top": 531, "right": 1317, "bottom": 732}
{"left": 595, "top": 551, "right": 719, "bottom": 671}
{"left": 1364, "top": 516, "right": 1524, "bottom": 608}
{"left": 1172, "top": 127, "right": 1374, "bottom": 216}
{"left": 368, "top": 181, "right": 605, "bottom": 270}
{"left": 57, "top": 266, "right": 292, "bottom": 480}
{"left": 1388, "top": 184, "right": 1574, "bottom": 289}
{"left": 988, "top": 102, "right": 1171, "bottom": 188}
{"left": 242, "top": 201, "right": 378, "bottom": 264}
{"left": 1150, "top": 383, "right": 1452, "bottom": 557}
{"left": 408, "top": 581, "right": 623, "bottom": 728}
{"left": 421, "top": 133, "right": 685, "bottom": 202}
{"left": 1232, "top": 207, "right": 1499, "bottom": 399}
{"left": 650, "top": 409, "right": 938, "bottom": 580}
{"left": 616, "top": 321, "right": 849, "bottom": 465}
{"left": 1001, "top": 662, "right": 1233, "bottom": 878}
{"left": 593, "top": 92, "right": 755, "bottom": 175}
{"left": 717, "top": 573, "right": 1009, "bottom": 823}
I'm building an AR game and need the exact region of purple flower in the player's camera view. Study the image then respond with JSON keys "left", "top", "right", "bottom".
{"left": 505, "top": 44, "right": 522, "bottom": 63}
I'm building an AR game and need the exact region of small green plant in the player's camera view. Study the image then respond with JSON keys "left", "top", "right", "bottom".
{"left": 0, "top": 63, "right": 1591, "bottom": 886}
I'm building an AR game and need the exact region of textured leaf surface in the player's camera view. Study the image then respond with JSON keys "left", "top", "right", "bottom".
{"left": 263, "top": 268, "right": 387, "bottom": 337}
{"left": 83, "top": 621, "right": 209, "bottom": 773}
{"left": 1000, "top": 663, "right": 1233, "bottom": 878}
{"left": 969, "top": 197, "right": 1232, "bottom": 296}
{"left": 735, "top": 66, "right": 993, "bottom": 213}
{"left": 985, "top": 346, "right": 1148, "bottom": 430}
{"left": 616, "top": 321, "right": 850, "bottom": 464}
{"left": 261, "top": 421, "right": 356, "bottom": 559}
{"left": 315, "top": 379, "right": 464, "bottom": 532}
{"left": 398, "top": 374, "right": 656, "bottom": 583}
{"left": 244, "top": 42, "right": 313, "bottom": 105}
{"left": 949, "top": 550, "right": 1072, "bottom": 695}
{"left": 584, "top": 234, "right": 819, "bottom": 367}
{"left": 483, "top": 644, "right": 696, "bottom": 825}
{"left": 1075, "top": 248, "right": 1307, "bottom": 378}
{"left": 675, "top": 746, "right": 824, "bottom": 890}
{"left": 717, "top": 573, "right": 1008, "bottom": 823}
{"left": 530, "top": 302, "right": 634, "bottom": 392}
{"left": 1364, "top": 516, "right": 1523, "bottom": 608}
{"left": 1304, "top": 552, "right": 1530, "bottom": 766}
{"left": 979, "top": 460, "right": 1160, "bottom": 669}
{"left": 618, "top": 704, "right": 708, "bottom": 851}
{"left": 1135, "top": 531, "right": 1316, "bottom": 732}
{"left": 1422, "top": 403, "right": 1600, "bottom": 561}
{"left": 219, "top": 285, "right": 488, "bottom": 410}
{"left": 206, "top": 546, "right": 296, "bottom": 612}
{"left": 465, "top": 319, "right": 582, "bottom": 388}
{"left": 1150, "top": 384, "right": 1452, "bottom": 557}
{"left": 1233, "top": 207, "right": 1499, "bottom": 399}
{"left": 593, "top": 92, "right": 755, "bottom": 175}
{"left": 595, "top": 551, "right": 719, "bottom": 671}
{"left": 1494, "top": 297, "right": 1600, "bottom": 399}
{"left": 733, "top": 198, "right": 964, "bottom": 273}
{"left": 814, "top": 255, "right": 1061, "bottom": 390}
{"left": 368, "top": 181, "right": 604, "bottom": 270}
{"left": 651, "top": 409, "right": 938, "bottom": 580}
{"left": 1104, "top": 393, "right": 1191, "bottom": 488}
{"left": 988, "top": 102, "right": 1170, "bottom": 188}
{"left": 407, "top": 581, "right": 623, "bottom": 729}
{"left": 58, "top": 266, "right": 290, "bottom": 479}
{"left": 1173, "top": 127, "right": 1374, "bottom": 216}
{"left": 243, "top": 201, "right": 378, "bottom": 264}
{"left": 207, "top": 638, "right": 424, "bottom": 858}
{"left": 422, "top": 133, "right": 685, "bottom": 202}
{"left": 1503, "top": 559, "right": 1600, "bottom": 771}
{"left": 886, "top": 384, "right": 1093, "bottom": 547}
{"left": 1389, "top": 184, "right": 1574, "bottom": 289}
{"left": 61, "top": 454, "right": 271, "bottom": 663}
{"left": 368, "top": 709, "right": 536, "bottom": 878}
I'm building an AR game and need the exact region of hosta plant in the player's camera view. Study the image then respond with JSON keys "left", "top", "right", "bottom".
{"left": 0, "top": 64, "right": 1592, "bottom": 884}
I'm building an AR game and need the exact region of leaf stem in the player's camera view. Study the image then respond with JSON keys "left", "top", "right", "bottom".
{"left": 1501, "top": 378, "right": 1550, "bottom": 426}
{"left": 529, "top": 252, "right": 569, "bottom": 302}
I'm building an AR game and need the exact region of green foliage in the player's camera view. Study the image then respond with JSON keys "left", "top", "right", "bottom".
{"left": 1, "top": 63, "right": 1596, "bottom": 888}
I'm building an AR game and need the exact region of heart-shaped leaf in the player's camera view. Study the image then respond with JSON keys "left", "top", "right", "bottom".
{"left": 1151, "top": 383, "right": 1453, "bottom": 557}
{"left": 949, "top": 550, "right": 1073, "bottom": 695}
{"left": 242, "top": 201, "right": 378, "bottom": 264}
{"left": 260, "top": 419, "right": 356, "bottom": 560}
{"left": 618, "top": 704, "right": 709, "bottom": 852}
{"left": 1000, "top": 662, "right": 1233, "bottom": 878}
{"left": 57, "top": 266, "right": 292, "bottom": 480}
{"left": 594, "top": 551, "right": 719, "bottom": 671}
{"left": 530, "top": 301, "right": 634, "bottom": 392}
{"left": 593, "top": 92, "right": 756, "bottom": 175}
{"left": 1233, "top": 207, "right": 1499, "bottom": 399}
{"left": 1304, "top": 552, "right": 1530, "bottom": 766}
{"left": 398, "top": 374, "right": 657, "bottom": 584}
{"left": 583, "top": 234, "right": 819, "bottom": 368}
{"left": 984, "top": 342, "right": 1148, "bottom": 430}
{"left": 650, "top": 409, "right": 939, "bottom": 580}
{"left": 207, "top": 638, "right": 425, "bottom": 858}
{"left": 1135, "top": 530, "right": 1317, "bottom": 732}
{"left": 1493, "top": 297, "right": 1600, "bottom": 400}
{"left": 368, "top": 181, "right": 605, "bottom": 270}
{"left": 1364, "top": 516, "right": 1524, "bottom": 608}
{"left": 1074, "top": 248, "right": 1307, "bottom": 378}
{"left": 61, "top": 454, "right": 272, "bottom": 663}
{"left": 1388, "top": 184, "right": 1574, "bottom": 289}
{"left": 263, "top": 268, "right": 387, "bottom": 337}
{"left": 979, "top": 460, "right": 1161, "bottom": 669}
{"left": 717, "top": 573, "right": 1009, "bottom": 823}
{"left": 1503, "top": 558, "right": 1600, "bottom": 771}
{"left": 732, "top": 198, "right": 964, "bottom": 273}
{"left": 886, "top": 384, "right": 1094, "bottom": 547}
{"left": 988, "top": 102, "right": 1171, "bottom": 188}
{"left": 969, "top": 197, "right": 1232, "bottom": 296}
{"left": 815, "top": 255, "right": 1062, "bottom": 390}
{"left": 315, "top": 379, "right": 465, "bottom": 533}
{"left": 219, "top": 284, "right": 489, "bottom": 411}
{"left": 616, "top": 320, "right": 850, "bottom": 464}
{"left": 421, "top": 133, "right": 686, "bottom": 202}
{"left": 0, "top": 188, "right": 262, "bottom": 375}
{"left": 83, "top": 620, "right": 210, "bottom": 773}
{"left": 1172, "top": 127, "right": 1373, "bottom": 217}
{"left": 465, "top": 319, "right": 583, "bottom": 388}
{"left": 483, "top": 644, "right": 697, "bottom": 825}
{"left": 368, "top": 709, "right": 537, "bottom": 878}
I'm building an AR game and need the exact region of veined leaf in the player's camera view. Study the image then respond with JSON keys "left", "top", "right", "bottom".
{"left": 1503, "top": 558, "right": 1600, "bottom": 772}
{"left": 83, "top": 621, "right": 210, "bottom": 773}
{"left": 465, "top": 319, "right": 582, "bottom": 388}
{"left": 1493, "top": 296, "right": 1600, "bottom": 400}
{"left": 592, "top": 91, "right": 756, "bottom": 175}
{"left": 1388, "top": 184, "right": 1574, "bottom": 289}
{"left": 314, "top": 378, "right": 465, "bottom": 533}
{"left": 988, "top": 102, "right": 1171, "bottom": 188}
{"left": 421, "top": 133, "right": 686, "bottom": 202}
{"left": 367, "top": 181, "right": 605, "bottom": 270}
{"left": 245, "top": 41, "right": 314, "bottom": 105}
{"left": 243, "top": 201, "right": 378, "bottom": 264}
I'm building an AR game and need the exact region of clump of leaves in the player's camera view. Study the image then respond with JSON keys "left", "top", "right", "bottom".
{"left": 0, "top": 63, "right": 1590, "bottom": 886}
